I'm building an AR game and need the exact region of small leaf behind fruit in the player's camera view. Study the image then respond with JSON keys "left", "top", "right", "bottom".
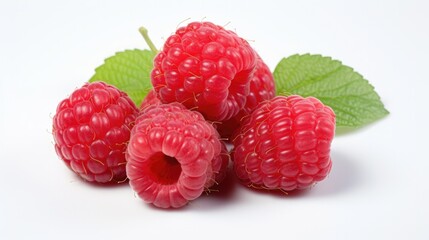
{"left": 274, "top": 54, "right": 389, "bottom": 127}
{"left": 89, "top": 49, "right": 156, "bottom": 106}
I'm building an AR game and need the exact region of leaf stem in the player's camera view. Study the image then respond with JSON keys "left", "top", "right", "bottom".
{"left": 139, "top": 27, "right": 158, "bottom": 53}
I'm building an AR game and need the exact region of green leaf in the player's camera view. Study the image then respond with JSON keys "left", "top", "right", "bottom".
{"left": 274, "top": 54, "right": 389, "bottom": 127}
{"left": 89, "top": 49, "right": 156, "bottom": 106}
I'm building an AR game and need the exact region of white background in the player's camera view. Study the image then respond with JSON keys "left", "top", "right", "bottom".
{"left": 1, "top": 0, "right": 428, "bottom": 239}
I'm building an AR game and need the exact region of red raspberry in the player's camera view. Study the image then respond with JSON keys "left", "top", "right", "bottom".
{"left": 52, "top": 82, "right": 139, "bottom": 183}
{"left": 151, "top": 21, "right": 257, "bottom": 122}
{"left": 139, "top": 89, "right": 161, "bottom": 110}
{"left": 232, "top": 95, "right": 335, "bottom": 191}
{"left": 126, "top": 103, "right": 229, "bottom": 208}
{"left": 216, "top": 57, "right": 275, "bottom": 139}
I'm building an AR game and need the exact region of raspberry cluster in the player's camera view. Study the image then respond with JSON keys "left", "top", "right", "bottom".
{"left": 52, "top": 21, "right": 336, "bottom": 208}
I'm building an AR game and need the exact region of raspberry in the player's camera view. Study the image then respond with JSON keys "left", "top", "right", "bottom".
{"left": 232, "top": 95, "right": 335, "bottom": 191}
{"left": 126, "top": 103, "right": 229, "bottom": 208}
{"left": 139, "top": 89, "right": 161, "bottom": 110}
{"left": 216, "top": 56, "right": 275, "bottom": 139}
{"left": 151, "top": 21, "right": 257, "bottom": 122}
{"left": 52, "top": 82, "right": 139, "bottom": 183}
